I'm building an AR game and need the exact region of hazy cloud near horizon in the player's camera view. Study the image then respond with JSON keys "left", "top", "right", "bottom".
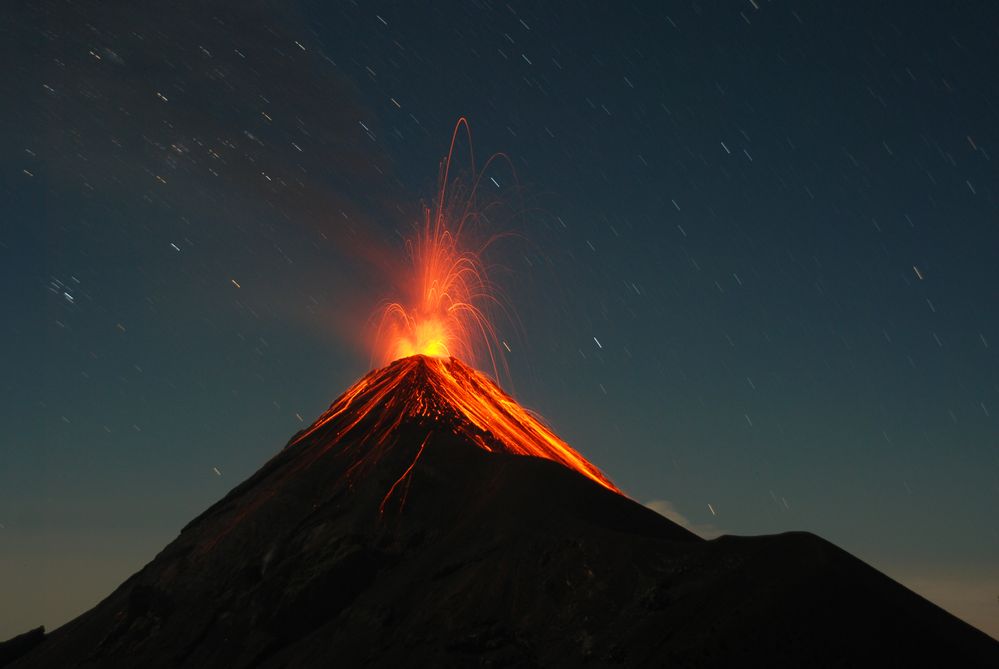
{"left": 894, "top": 571, "right": 999, "bottom": 642}
{"left": 645, "top": 499, "right": 722, "bottom": 540}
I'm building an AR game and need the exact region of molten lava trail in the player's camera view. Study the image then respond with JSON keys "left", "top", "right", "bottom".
{"left": 292, "top": 355, "right": 620, "bottom": 494}
{"left": 379, "top": 432, "right": 432, "bottom": 515}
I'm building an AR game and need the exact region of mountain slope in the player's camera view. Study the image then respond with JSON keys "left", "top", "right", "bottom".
{"left": 9, "top": 356, "right": 999, "bottom": 667}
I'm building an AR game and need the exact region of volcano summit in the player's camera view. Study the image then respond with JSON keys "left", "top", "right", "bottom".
{"left": 6, "top": 355, "right": 999, "bottom": 667}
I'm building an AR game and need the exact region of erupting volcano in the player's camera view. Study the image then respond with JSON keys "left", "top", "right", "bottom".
{"left": 7, "top": 122, "right": 999, "bottom": 668}
{"left": 360, "top": 118, "right": 616, "bottom": 505}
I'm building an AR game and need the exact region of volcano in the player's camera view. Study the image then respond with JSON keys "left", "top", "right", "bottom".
{"left": 7, "top": 355, "right": 999, "bottom": 668}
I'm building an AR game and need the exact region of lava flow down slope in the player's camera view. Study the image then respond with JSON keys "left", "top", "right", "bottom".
{"left": 8, "top": 354, "right": 999, "bottom": 668}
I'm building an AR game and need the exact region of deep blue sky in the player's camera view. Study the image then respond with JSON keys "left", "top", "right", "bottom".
{"left": 2, "top": 0, "right": 997, "bottom": 639}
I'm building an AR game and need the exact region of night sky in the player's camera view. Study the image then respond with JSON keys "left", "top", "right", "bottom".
{"left": 2, "top": 1, "right": 998, "bottom": 640}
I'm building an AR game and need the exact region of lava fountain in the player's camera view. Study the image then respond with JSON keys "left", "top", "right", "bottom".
{"left": 302, "top": 118, "right": 623, "bottom": 500}
{"left": 372, "top": 117, "right": 514, "bottom": 378}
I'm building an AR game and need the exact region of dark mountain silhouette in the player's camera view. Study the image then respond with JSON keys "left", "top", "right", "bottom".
{"left": 0, "top": 629, "right": 45, "bottom": 667}
{"left": 8, "top": 355, "right": 999, "bottom": 667}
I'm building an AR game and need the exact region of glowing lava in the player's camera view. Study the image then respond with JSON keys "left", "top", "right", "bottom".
{"left": 373, "top": 117, "right": 510, "bottom": 377}
{"left": 291, "top": 355, "right": 620, "bottom": 495}
{"left": 321, "top": 120, "right": 618, "bottom": 502}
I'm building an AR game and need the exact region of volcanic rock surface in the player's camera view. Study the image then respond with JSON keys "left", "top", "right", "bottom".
{"left": 9, "top": 355, "right": 999, "bottom": 667}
